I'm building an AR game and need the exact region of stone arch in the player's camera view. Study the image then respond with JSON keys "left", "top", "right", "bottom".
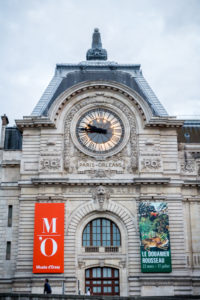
{"left": 65, "top": 199, "right": 139, "bottom": 296}
{"left": 48, "top": 80, "right": 153, "bottom": 129}
{"left": 67, "top": 199, "right": 138, "bottom": 249}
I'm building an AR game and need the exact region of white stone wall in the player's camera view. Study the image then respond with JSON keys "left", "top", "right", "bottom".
{"left": 0, "top": 83, "right": 200, "bottom": 295}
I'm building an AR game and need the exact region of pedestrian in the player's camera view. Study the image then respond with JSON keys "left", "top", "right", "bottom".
{"left": 44, "top": 278, "right": 52, "bottom": 294}
{"left": 86, "top": 287, "right": 91, "bottom": 295}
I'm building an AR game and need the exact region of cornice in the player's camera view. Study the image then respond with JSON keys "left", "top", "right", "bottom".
{"left": 30, "top": 177, "right": 171, "bottom": 186}
{"left": 16, "top": 178, "right": 200, "bottom": 188}
{"left": 134, "top": 177, "right": 170, "bottom": 185}
{"left": 145, "top": 117, "right": 184, "bottom": 128}
{"left": 1, "top": 160, "right": 20, "bottom": 167}
{"left": 15, "top": 117, "right": 55, "bottom": 131}
{"left": 184, "top": 144, "right": 200, "bottom": 152}
{"left": 0, "top": 182, "right": 19, "bottom": 190}
{"left": 183, "top": 180, "right": 200, "bottom": 187}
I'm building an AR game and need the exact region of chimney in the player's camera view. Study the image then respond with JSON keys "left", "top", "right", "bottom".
{"left": 0, "top": 114, "right": 9, "bottom": 149}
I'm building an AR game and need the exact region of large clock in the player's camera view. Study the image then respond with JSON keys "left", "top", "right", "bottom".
{"left": 76, "top": 108, "right": 124, "bottom": 154}
{"left": 70, "top": 104, "right": 130, "bottom": 158}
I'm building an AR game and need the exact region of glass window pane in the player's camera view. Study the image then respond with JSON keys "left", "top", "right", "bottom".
{"left": 103, "top": 268, "right": 107, "bottom": 277}
{"left": 108, "top": 287, "right": 111, "bottom": 292}
{"left": 103, "top": 280, "right": 111, "bottom": 284}
{"left": 104, "top": 287, "right": 107, "bottom": 292}
{"left": 114, "top": 269, "right": 119, "bottom": 277}
{"left": 83, "top": 218, "right": 121, "bottom": 247}
{"left": 6, "top": 241, "right": 11, "bottom": 260}
{"left": 115, "top": 286, "right": 119, "bottom": 292}
{"left": 86, "top": 270, "right": 90, "bottom": 278}
{"left": 97, "top": 268, "right": 101, "bottom": 277}
{"left": 97, "top": 287, "right": 101, "bottom": 292}
{"left": 102, "top": 240, "right": 106, "bottom": 246}
{"left": 107, "top": 268, "right": 111, "bottom": 277}
{"left": 93, "top": 268, "right": 97, "bottom": 277}
{"left": 96, "top": 240, "right": 101, "bottom": 246}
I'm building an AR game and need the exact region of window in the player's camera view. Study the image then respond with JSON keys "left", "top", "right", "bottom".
{"left": 85, "top": 267, "right": 119, "bottom": 296}
{"left": 7, "top": 205, "right": 13, "bottom": 227}
{"left": 83, "top": 218, "right": 121, "bottom": 247}
{"left": 6, "top": 241, "right": 11, "bottom": 260}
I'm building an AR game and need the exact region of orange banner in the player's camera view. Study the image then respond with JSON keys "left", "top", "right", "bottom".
{"left": 33, "top": 203, "right": 64, "bottom": 273}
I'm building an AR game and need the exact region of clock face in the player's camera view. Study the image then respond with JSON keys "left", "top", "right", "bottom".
{"left": 76, "top": 108, "right": 124, "bottom": 154}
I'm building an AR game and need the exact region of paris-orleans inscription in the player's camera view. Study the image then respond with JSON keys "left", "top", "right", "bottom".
{"left": 77, "top": 159, "right": 125, "bottom": 172}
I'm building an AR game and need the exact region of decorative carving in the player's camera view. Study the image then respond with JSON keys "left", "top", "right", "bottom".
{"left": 92, "top": 185, "right": 110, "bottom": 211}
{"left": 141, "top": 158, "right": 161, "bottom": 170}
{"left": 181, "top": 160, "right": 195, "bottom": 173}
{"left": 197, "top": 165, "right": 200, "bottom": 177}
{"left": 99, "top": 259, "right": 105, "bottom": 267}
{"left": 40, "top": 158, "right": 60, "bottom": 170}
{"left": 92, "top": 169, "right": 108, "bottom": 178}
{"left": 86, "top": 28, "right": 107, "bottom": 61}
{"left": 113, "top": 102, "right": 138, "bottom": 171}
{"left": 78, "top": 259, "right": 85, "bottom": 269}
{"left": 63, "top": 91, "right": 138, "bottom": 173}
{"left": 119, "top": 259, "right": 126, "bottom": 268}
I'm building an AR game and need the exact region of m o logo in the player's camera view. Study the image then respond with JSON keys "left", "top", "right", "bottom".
{"left": 33, "top": 203, "right": 64, "bottom": 273}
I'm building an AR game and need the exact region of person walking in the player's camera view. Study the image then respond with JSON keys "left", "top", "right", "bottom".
{"left": 86, "top": 287, "right": 91, "bottom": 295}
{"left": 44, "top": 278, "right": 52, "bottom": 294}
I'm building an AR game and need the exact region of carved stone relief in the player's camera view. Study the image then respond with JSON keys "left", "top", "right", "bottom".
{"left": 181, "top": 160, "right": 196, "bottom": 174}
{"left": 113, "top": 101, "right": 138, "bottom": 171}
{"left": 141, "top": 158, "right": 162, "bottom": 170}
{"left": 92, "top": 185, "right": 111, "bottom": 211}
{"left": 40, "top": 158, "right": 61, "bottom": 170}
{"left": 63, "top": 92, "right": 138, "bottom": 176}
{"left": 198, "top": 164, "right": 200, "bottom": 177}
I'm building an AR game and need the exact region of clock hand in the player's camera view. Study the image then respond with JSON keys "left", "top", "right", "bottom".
{"left": 78, "top": 125, "right": 107, "bottom": 134}
{"left": 87, "top": 124, "right": 107, "bottom": 134}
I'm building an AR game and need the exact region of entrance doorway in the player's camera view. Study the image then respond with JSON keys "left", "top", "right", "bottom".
{"left": 85, "top": 267, "right": 120, "bottom": 296}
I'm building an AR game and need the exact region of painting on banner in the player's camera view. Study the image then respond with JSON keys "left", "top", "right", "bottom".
{"left": 139, "top": 202, "right": 172, "bottom": 273}
{"left": 33, "top": 203, "right": 65, "bottom": 273}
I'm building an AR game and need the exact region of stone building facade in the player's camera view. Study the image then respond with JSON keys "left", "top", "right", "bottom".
{"left": 0, "top": 29, "right": 200, "bottom": 297}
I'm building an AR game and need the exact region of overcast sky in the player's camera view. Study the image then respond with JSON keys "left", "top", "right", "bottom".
{"left": 0, "top": 0, "right": 200, "bottom": 125}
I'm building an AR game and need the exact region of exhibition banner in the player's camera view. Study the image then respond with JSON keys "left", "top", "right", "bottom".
{"left": 33, "top": 203, "right": 64, "bottom": 273}
{"left": 139, "top": 202, "right": 172, "bottom": 273}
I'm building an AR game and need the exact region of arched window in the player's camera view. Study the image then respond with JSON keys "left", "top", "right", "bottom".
{"left": 82, "top": 218, "right": 121, "bottom": 247}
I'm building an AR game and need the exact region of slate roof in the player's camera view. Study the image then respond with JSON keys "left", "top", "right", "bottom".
{"left": 31, "top": 61, "right": 168, "bottom": 117}
{"left": 32, "top": 29, "right": 168, "bottom": 117}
